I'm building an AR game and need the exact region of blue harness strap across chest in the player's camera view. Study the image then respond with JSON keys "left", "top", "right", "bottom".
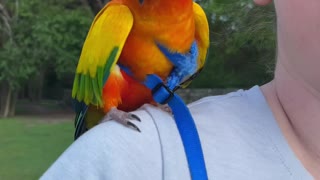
{"left": 119, "top": 40, "right": 208, "bottom": 179}
{"left": 144, "top": 74, "right": 208, "bottom": 180}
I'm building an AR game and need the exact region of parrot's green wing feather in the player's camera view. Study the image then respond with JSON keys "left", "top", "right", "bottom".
{"left": 179, "top": 3, "right": 210, "bottom": 88}
{"left": 72, "top": 3, "right": 134, "bottom": 107}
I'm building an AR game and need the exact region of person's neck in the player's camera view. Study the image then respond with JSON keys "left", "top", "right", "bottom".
{"left": 261, "top": 61, "right": 320, "bottom": 178}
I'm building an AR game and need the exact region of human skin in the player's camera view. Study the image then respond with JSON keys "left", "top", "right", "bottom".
{"left": 256, "top": 0, "right": 320, "bottom": 178}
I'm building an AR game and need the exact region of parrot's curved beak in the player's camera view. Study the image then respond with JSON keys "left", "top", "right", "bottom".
{"left": 139, "top": 0, "right": 144, "bottom": 5}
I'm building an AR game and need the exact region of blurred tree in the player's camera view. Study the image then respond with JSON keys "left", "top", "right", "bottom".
{"left": 0, "top": 1, "right": 21, "bottom": 117}
{"left": 0, "top": 1, "right": 12, "bottom": 45}
{"left": 0, "top": 0, "right": 92, "bottom": 117}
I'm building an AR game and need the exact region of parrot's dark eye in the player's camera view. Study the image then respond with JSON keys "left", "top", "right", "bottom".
{"left": 139, "top": 0, "right": 144, "bottom": 5}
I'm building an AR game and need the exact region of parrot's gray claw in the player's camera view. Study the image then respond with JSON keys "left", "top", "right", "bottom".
{"left": 126, "top": 121, "right": 141, "bottom": 132}
{"left": 130, "top": 114, "right": 141, "bottom": 122}
{"left": 103, "top": 108, "right": 142, "bottom": 132}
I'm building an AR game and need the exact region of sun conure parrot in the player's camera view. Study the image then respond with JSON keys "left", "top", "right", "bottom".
{"left": 72, "top": 0, "right": 209, "bottom": 140}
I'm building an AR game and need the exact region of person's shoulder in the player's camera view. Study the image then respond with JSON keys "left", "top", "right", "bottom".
{"left": 41, "top": 109, "right": 163, "bottom": 180}
{"left": 188, "top": 86, "right": 265, "bottom": 121}
{"left": 186, "top": 86, "right": 312, "bottom": 179}
{"left": 77, "top": 109, "right": 160, "bottom": 148}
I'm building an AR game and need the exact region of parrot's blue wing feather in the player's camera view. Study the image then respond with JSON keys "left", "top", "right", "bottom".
{"left": 157, "top": 41, "right": 199, "bottom": 90}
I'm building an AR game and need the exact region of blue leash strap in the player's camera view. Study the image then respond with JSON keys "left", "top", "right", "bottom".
{"left": 144, "top": 74, "right": 208, "bottom": 180}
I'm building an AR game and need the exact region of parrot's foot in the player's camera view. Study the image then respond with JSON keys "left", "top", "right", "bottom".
{"left": 101, "top": 108, "right": 141, "bottom": 132}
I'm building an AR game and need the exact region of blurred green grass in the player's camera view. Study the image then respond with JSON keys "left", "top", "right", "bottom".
{"left": 0, "top": 117, "right": 73, "bottom": 180}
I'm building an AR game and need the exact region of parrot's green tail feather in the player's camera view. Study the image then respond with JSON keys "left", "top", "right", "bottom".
{"left": 73, "top": 101, "right": 88, "bottom": 140}
{"left": 92, "top": 77, "right": 102, "bottom": 106}
{"left": 74, "top": 104, "right": 105, "bottom": 140}
{"left": 87, "top": 77, "right": 94, "bottom": 104}
{"left": 74, "top": 111, "right": 87, "bottom": 139}
{"left": 97, "top": 67, "right": 104, "bottom": 92}
{"left": 72, "top": 75, "right": 79, "bottom": 98}
{"left": 103, "top": 47, "right": 119, "bottom": 83}
{"left": 84, "top": 75, "right": 90, "bottom": 104}
{"left": 71, "top": 47, "right": 119, "bottom": 108}
{"left": 78, "top": 75, "right": 86, "bottom": 101}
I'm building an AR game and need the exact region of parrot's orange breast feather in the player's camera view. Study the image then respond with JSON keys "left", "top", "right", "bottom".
{"left": 118, "top": 7, "right": 195, "bottom": 81}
